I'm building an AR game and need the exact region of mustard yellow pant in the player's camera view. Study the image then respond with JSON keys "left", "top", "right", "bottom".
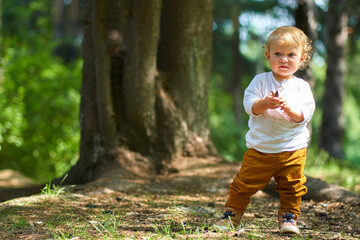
{"left": 225, "top": 148, "right": 307, "bottom": 219}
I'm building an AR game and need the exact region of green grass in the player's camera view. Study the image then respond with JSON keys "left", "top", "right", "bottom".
{"left": 1, "top": 190, "right": 359, "bottom": 239}
{"left": 305, "top": 149, "right": 360, "bottom": 193}
{"left": 41, "top": 174, "right": 68, "bottom": 197}
{"left": 1, "top": 156, "right": 359, "bottom": 239}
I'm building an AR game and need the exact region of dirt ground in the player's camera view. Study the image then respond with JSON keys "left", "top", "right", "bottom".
{"left": 1, "top": 157, "right": 360, "bottom": 239}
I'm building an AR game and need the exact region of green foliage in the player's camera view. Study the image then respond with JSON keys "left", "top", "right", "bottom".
{"left": 2, "top": 0, "right": 51, "bottom": 42}
{"left": 343, "top": 95, "right": 360, "bottom": 167}
{"left": 0, "top": 0, "right": 80, "bottom": 182}
{"left": 0, "top": 71, "right": 26, "bottom": 152}
{"left": 306, "top": 149, "right": 360, "bottom": 193}
{"left": 344, "top": 47, "right": 360, "bottom": 167}
{"left": 209, "top": 75, "right": 248, "bottom": 162}
{"left": 306, "top": 60, "right": 326, "bottom": 149}
{"left": 0, "top": 40, "right": 81, "bottom": 182}
{"left": 0, "top": 0, "right": 81, "bottom": 183}
{"left": 310, "top": 48, "right": 360, "bottom": 168}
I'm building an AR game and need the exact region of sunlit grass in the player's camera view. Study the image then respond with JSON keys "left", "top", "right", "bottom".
{"left": 306, "top": 149, "right": 360, "bottom": 193}
{"left": 41, "top": 174, "right": 68, "bottom": 197}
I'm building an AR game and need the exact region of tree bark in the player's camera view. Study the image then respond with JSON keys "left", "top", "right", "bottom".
{"left": 66, "top": 0, "right": 99, "bottom": 184}
{"left": 320, "top": 0, "right": 348, "bottom": 160}
{"left": 107, "top": 0, "right": 130, "bottom": 138}
{"left": 93, "top": 0, "right": 118, "bottom": 148}
{"left": 122, "top": 0, "right": 161, "bottom": 152}
{"left": 158, "top": 0, "right": 214, "bottom": 160}
{"left": 65, "top": 0, "right": 215, "bottom": 183}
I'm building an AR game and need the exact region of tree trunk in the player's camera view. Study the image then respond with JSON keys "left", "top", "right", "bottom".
{"left": 66, "top": 0, "right": 99, "bottom": 183}
{"left": 294, "top": 0, "right": 318, "bottom": 88}
{"left": 66, "top": 0, "right": 80, "bottom": 39}
{"left": 93, "top": 0, "right": 118, "bottom": 148}
{"left": 157, "top": 0, "right": 215, "bottom": 160}
{"left": 122, "top": 0, "right": 161, "bottom": 153}
{"left": 230, "top": 3, "right": 244, "bottom": 126}
{"left": 52, "top": 0, "right": 81, "bottom": 62}
{"left": 52, "top": 0, "right": 64, "bottom": 40}
{"left": 65, "top": 0, "right": 215, "bottom": 184}
{"left": 320, "top": 0, "right": 348, "bottom": 160}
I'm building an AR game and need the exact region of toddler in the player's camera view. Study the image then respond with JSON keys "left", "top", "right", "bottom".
{"left": 214, "top": 26, "right": 315, "bottom": 234}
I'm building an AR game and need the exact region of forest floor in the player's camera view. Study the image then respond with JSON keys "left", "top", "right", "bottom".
{"left": 1, "top": 157, "right": 360, "bottom": 239}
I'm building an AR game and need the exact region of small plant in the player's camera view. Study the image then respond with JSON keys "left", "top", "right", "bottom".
{"left": 41, "top": 174, "right": 68, "bottom": 197}
{"left": 14, "top": 217, "right": 28, "bottom": 229}
{"left": 87, "top": 204, "right": 125, "bottom": 239}
{"left": 151, "top": 217, "right": 185, "bottom": 239}
{"left": 151, "top": 221, "right": 174, "bottom": 238}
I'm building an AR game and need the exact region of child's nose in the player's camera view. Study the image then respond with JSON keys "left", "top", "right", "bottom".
{"left": 280, "top": 56, "right": 288, "bottom": 62}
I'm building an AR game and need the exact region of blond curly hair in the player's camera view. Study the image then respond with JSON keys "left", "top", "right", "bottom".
{"left": 265, "top": 26, "right": 312, "bottom": 70}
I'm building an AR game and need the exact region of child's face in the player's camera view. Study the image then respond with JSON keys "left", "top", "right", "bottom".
{"left": 265, "top": 41, "right": 305, "bottom": 81}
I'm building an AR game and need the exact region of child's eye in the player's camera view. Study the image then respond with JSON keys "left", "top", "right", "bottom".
{"left": 275, "top": 52, "right": 281, "bottom": 56}
{"left": 288, "top": 53, "right": 295, "bottom": 57}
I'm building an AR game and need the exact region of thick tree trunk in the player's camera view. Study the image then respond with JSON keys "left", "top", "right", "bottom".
{"left": 107, "top": 0, "right": 130, "bottom": 138}
{"left": 158, "top": 0, "right": 214, "bottom": 160}
{"left": 66, "top": 0, "right": 215, "bottom": 183}
{"left": 320, "top": 0, "right": 348, "bottom": 160}
{"left": 93, "top": 0, "right": 118, "bottom": 147}
{"left": 122, "top": 0, "right": 161, "bottom": 152}
{"left": 66, "top": 0, "right": 99, "bottom": 184}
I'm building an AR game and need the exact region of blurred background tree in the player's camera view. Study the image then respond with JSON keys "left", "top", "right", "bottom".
{"left": 0, "top": 0, "right": 359, "bottom": 191}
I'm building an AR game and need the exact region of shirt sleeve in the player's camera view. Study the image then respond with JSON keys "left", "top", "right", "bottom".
{"left": 299, "top": 82, "right": 316, "bottom": 124}
{"left": 243, "top": 75, "right": 264, "bottom": 117}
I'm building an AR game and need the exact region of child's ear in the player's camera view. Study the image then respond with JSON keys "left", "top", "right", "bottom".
{"left": 300, "top": 53, "right": 306, "bottom": 62}
{"left": 265, "top": 51, "right": 270, "bottom": 60}
{"left": 299, "top": 54, "right": 307, "bottom": 70}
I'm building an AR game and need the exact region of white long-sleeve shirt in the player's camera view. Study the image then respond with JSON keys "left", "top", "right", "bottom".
{"left": 243, "top": 72, "right": 315, "bottom": 153}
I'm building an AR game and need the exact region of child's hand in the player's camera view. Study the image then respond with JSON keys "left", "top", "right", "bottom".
{"left": 279, "top": 98, "right": 291, "bottom": 114}
{"left": 279, "top": 97, "right": 304, "bottom": 122}
{"left": 252, "top": 91, "right": 285, "bottom": 115}
{"left": 264, "top": 93, "right": 282, "bottom": 109}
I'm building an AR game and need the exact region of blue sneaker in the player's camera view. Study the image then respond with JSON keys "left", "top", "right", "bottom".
{"left": 278, "top": 212, "right": 300, "bottom": 234}
{"left": 212, "top": 208, "right": 243, "bottom": 232}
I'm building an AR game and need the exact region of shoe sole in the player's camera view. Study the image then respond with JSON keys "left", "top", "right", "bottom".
{"left": 280, "top": 226, "right": 300, "bottom": 234}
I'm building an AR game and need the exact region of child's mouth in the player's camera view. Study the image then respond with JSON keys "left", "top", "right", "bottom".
{"left": 279, "top": 66, "right": 289, "bottom": 69}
